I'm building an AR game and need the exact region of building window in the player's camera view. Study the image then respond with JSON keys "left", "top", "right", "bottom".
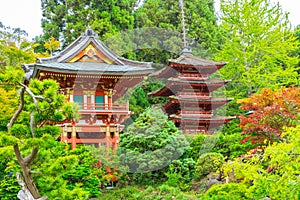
{"left": 74, "top": 95, "right": 83, "bottom": 108}
{"left": 95, "top": 96, "right": 104, "bottom": 110}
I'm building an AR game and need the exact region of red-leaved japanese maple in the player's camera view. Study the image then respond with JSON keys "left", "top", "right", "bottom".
{"left": 238, "top": 87, "right": 300, "bottom": 145}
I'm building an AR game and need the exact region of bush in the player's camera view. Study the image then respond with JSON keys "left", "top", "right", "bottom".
{"left": 196, "top": 153, "right": 224, "bottom": 178}
{"left": 203, "top": 183, "right": 248, "bottom": 200}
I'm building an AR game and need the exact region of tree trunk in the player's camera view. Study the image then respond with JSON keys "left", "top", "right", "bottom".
{"left": 14, "top": 144, "right": 42, "bottom": 199}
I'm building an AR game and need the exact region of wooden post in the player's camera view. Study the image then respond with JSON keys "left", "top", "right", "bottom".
{"left": 104, "top": 95, "right": 108, "bottom": 110}
{"left": 108, "top": 95, "right": 112, "bottom": 110}
{"left": 71, "top": 125, "right": 76, "bottom": 149}
{"left": 91, "top": 94, "right": 95, "bottom": 110}
{"left": 113, "top": 126, "right": 120, "bottom": 152}
{"left": 61, "top": 125, "right": 67, "bottom": 142}
{"left": 83, "top": 94, "right": 87, "bottom": 109}
{"left": 106, "top": 126, "right": 111, "bottom": 150}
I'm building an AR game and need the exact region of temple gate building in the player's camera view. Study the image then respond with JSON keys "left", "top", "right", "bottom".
{"left": 151, "top": 49, "right": 235, "bottom": 134}
{"left": 25, "top": 28, "right": 152, "bottom": 150}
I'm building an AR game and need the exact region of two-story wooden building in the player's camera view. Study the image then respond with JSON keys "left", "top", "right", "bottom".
{"left": 25, "top": 28, "right": 152, "bottom": 150}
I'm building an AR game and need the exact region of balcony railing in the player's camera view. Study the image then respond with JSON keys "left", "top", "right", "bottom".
{"left": 178, "top": 73, "right": 208, "bottom": 80}
{"left": 75, "top": 102, "right": 129, "bottom": 111}
{"left": 178, "top": 91, "right": 211, "bottom": 99}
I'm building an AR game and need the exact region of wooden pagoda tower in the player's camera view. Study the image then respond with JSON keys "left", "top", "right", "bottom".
{"left": 151, "top": 49, "right": 234, "bottom": 134}
{"left": 25, "top": 28, "right": 152, "bottom": 149}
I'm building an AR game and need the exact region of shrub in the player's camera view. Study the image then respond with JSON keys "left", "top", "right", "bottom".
{"left": 196, "top": 153, "right": 224, "bottom": 178}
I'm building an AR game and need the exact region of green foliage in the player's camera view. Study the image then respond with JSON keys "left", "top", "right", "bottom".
{"left": 0, "top": 23, "right": 37, "bottom": 67}
{"left": 126, "top": 77, "right": 166, "bottom": 120}
{"left": 213, "top": 121, "right": 257, "bottom": 158}
{"left": 9, "top": 124, "right": 31, "bottom": 138}
{"left": 196, "top": 153, "right": 224, "bottom": 178}
{"left": 0, "top": 175, "right": 19, "bottom": 200}
{"left": 0, "top": 88, "right": 18, "bottom": 130}
{"left": 101, "top": 185, "right": 199, "bottom": 200}
{"left": 165, "top": 158, "right": 196, "bottom": 190}
{"left": 134, "top": 0, "right": 222, "bottom": 57}
{"left": 0, "top": 66, "right": 24, "bottom": 86}
{"left": 203, "top": 183, "right": 248, "bottom": 200}
{"left": 119, "top": 106, "right": 188, "bottom": 184}
{"left": 182, "top": 134, "right": 206, "bottom": 161}
{"left": 206, "top": 125, "right": 300, "bottom": 199}
{"left": 34, "top": 125, "right": 61, "bottom": 138}
{"left": 101, "top": 186, "right": 143, "bottom": 200}
{"left": 0, "top": 134, "right": 111, "bottom": 199}
{"left": 40, "top": 0, "right": 136, "bottom": 47}
{"left": 44, "top": 36, "right": 60, "bottom": 55}
{"left": 216, "top": 0, "right": 300, "bottom": 99}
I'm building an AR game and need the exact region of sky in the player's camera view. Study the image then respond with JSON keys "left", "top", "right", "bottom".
{"left": 0, "top": 0, "right": 299, "bottom": 39}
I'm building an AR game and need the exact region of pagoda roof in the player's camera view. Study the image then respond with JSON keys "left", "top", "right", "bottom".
{"left": 169, "top": 52, "right": 227, "bottom": 67}
{"left": 150, "top": 78, "right": 229, "bottom": 97}
{"left": 170, "top": 96, "right": 233, "bottom": 102}
{"left": 170, "top": 114, "right": 236, "bottom": 121}
{"left": 153, "top": 52, "right": 227, "bottom": 78}
{"left": 24, "top": 28, "right": 152, "bottom": 79}
{"left": 163, "top": 97, "right": 233, "bottom": 114}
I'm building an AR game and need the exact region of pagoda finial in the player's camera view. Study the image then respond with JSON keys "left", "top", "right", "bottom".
{"left": 179, "top": 0, "right": 191, "bottom": 54}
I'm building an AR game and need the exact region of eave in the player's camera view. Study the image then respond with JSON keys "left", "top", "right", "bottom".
{"left": 150, "top": 79, "right": 230, "bottom": 97}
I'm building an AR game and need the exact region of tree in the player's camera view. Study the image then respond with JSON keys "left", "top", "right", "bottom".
{"left": 44, "top": 36, "right": 60, "bottom": 56}
{"left": 0, "top": 65, "right": 79, "bottom": 198}
{"left": 238, "top": 86, "right": 300, "bottom": 145}
{"left": 0, "top": 133, "right": 113, "bottom": 199}
{"left": 0, "top": 88, "right": 18, "bottom": 131}
{"left": 215, "top": 0, "right": 299, "bottom": 99}
{"left": 292, "top": 24, "right": 300, "bottom": 70}
{"left": 134, "top": 0, "right": 222, "bottom": 57}
{"left": 119, "top": 106, "right": 189, "bottom": 184}
{"left": 0, "top": 23, "right": 37, "bottom": 67}
{"left": 40, "top": 0, "right": 136, "bottom": 46}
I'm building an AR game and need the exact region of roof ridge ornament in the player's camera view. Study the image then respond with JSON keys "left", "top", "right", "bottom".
{"left": 82, "top": 28, "right": 99, "bottom": 38}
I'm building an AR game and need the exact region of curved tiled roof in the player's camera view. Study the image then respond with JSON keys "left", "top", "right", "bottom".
{"left": 169, "top": 52, "right": 227, "bottom": 66}
{"left": 27, "top": 28, "right": 152, "bottom": 78}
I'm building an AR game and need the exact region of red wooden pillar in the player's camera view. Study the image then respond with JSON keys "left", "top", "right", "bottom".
{"left": 61, "top": 125, "right": 67, "bottom": 142}
{"left": 106, "top": 125, "right": 111, "bottom": 150}
{"left": 71, "top": 124, "right": 76, "bottom": 149}
{"left": 108, "top": 95, "right": 112, "bottom": 110}
{"left": 113, "top": 127, "right": 120, "bottom": 152}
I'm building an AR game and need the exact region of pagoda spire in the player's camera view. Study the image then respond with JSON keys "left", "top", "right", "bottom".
{"left": 179, "top": 0, "right": 192, "bottom": 54}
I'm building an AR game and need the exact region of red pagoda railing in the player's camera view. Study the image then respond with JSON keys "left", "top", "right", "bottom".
{"left": 178, "top": 91, "right": 211, "bottom": 99}
{"left": 76, "top": 102, "right": 129, "bottom": 111}
{"left": 178, "top": 73, "right": 208, "bottom": 80}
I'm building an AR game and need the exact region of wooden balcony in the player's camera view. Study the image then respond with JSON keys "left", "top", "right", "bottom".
{"left": 178, "top": 73, "right": 208, "bottom": 80}
{"left": 76, "top": 102, "right": 130, "bottom": 115}
{"left": 177, "top": 91, "right": 211, "bottom": 99}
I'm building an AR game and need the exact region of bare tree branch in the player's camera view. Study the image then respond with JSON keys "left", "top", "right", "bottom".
{"left": 14, "top": 143, "right": 23, "bottom": 164}
{"left": 19, "top": 82, "right": 45, "bottom": 112}
{"left": 30, "top": 171, "right": 42, "bottom": 175}
{"left": 7, "top": 86, "right": 25, "bottom": 130}
{"left": 23, "top": 146, "right": 38, "bottom": 165}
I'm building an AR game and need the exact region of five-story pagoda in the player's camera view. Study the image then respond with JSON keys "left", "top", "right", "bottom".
{"left": 151, "top": 49, "right": 235, "bottom": 134}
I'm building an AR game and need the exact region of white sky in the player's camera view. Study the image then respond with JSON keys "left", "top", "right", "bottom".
{"left": 0, "top": 0, "right": 299, "bottom": 39}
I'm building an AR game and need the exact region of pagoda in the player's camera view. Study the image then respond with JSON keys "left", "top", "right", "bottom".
{"left": 24, "top": 28, "right": 152, "bottom": 149}
{"left": 151, "top": 49, "right": 235, "bottom": 134}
